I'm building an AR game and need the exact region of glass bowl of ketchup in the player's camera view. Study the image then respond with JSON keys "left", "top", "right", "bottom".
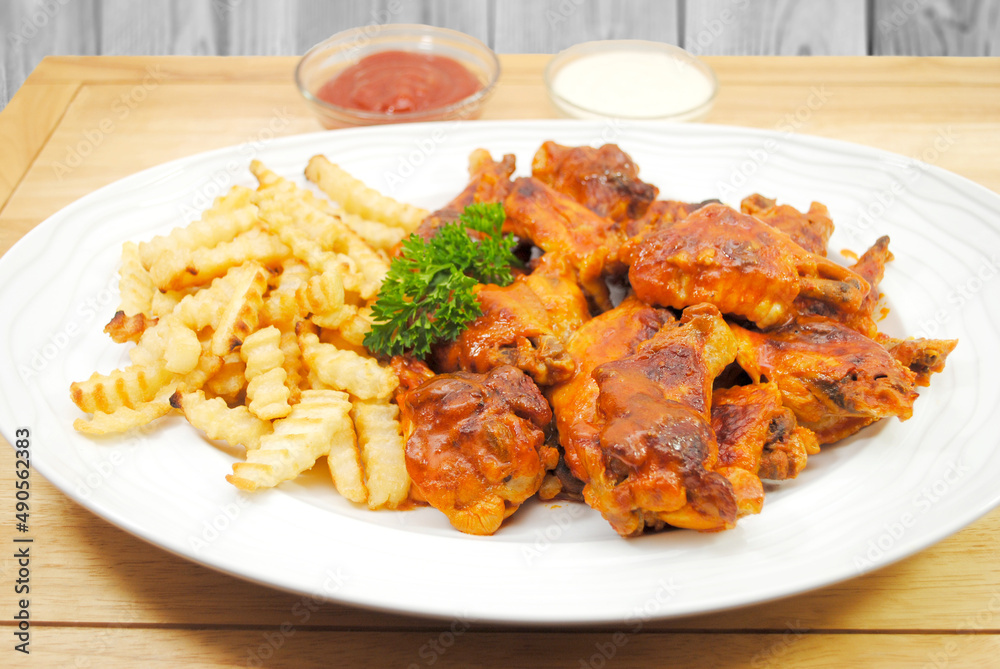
{"left": 296, "top": 24, "right": 500, "bottom": 128}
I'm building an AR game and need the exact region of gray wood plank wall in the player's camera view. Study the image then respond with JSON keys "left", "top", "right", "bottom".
{"left": 1, "top": 0, "right": 998, "bottom": 109}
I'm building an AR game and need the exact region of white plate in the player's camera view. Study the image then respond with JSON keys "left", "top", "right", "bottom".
{"left": 0, "top": 120, "right": 997, "bottom": 625}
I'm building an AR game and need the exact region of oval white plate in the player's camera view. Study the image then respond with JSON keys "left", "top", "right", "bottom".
{"left": 0, "top": 121, "right": 996, "bottom": 624}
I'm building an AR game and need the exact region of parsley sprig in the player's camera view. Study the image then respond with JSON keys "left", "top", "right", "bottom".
{"left": 364, "top": 202, "right": 519, "bottom": 358}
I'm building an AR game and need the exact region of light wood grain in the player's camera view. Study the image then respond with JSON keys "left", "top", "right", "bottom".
{"left": 0, "top": 81, "right": 79, "bottom": 216}
{"left": 1, "top": 53, "right": 999, "bottom": 668}
{"left": 3, "top": 444, "right": 1000, "bottom": 632}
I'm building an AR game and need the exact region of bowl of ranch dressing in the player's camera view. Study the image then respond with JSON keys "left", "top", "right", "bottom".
{"left": 545, "top": 40, "right": 717, "bottom": 121}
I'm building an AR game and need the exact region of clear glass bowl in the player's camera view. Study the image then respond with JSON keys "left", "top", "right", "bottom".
{"left": 296, "top": 24, "right": 500, "bottom": 128}
{"left": 545, "top": 40, "right": 718, "bottom": 122}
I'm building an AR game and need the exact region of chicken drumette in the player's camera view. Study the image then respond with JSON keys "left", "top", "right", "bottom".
{"left": 396, "top": 363, "right": 558, "bottom": 536}
{"left": 551, "top": 300, "right": 745, "bottom": 536}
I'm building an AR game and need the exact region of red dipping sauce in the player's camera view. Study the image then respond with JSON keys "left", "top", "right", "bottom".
{"left": 317, "top": 50, "right": 483, "bottom": 115}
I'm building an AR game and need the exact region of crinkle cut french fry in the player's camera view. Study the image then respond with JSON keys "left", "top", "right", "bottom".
{"left": 72, "top": 329, "right": 222, "bottom": 418}
{"left": 298, "top": 331, "right": 398, "bottom": 400}
{"left": 252, "top": 158, "right": 404, "bottom": 253}
{"left": 130, "top": 264, "right": 266, "bottom": 371}
{"left": 118, "top": 241, "right": 156, "bottom": 316}
{"left": 296, "top": 271, "right": 359, "bottom": 330}
{"left": 352, "top": 399, "right": 409, "bottom": 509}
{"left": 137, "top": 185, "right": 258, "bottom": 269}
{"left": 164, "top": 320, "right": 202, "bottom": 374}
{"left": 333, "top": 306, "right": 373, "bottom": 348}
{"left": 173, "top": 338, "right": 225, "bottom": 397}
{"left": 305, "top": 155, "right": 428, "bottom": 232}
{"left": 255, "top": 198, "right": 342, "bottom": 275}
{"left": 104, "top": 310, "right": 157, "bottom": 344}
{"left": 309, "top": 304, "right": 357, "bottom": 331}
{"left": 278, "top": 328, "right": 305, "bottom": 404}
{"left": 70, "top": 359, "right": 175, "bottom": 414}
{"left": 296, "top": 269, "right": 345, "bottom": 317}
{"left": 265, "top": 156, "right": 406, "bottom": 253}
{"left": 149, "top": 228, "right": 289, "bottom": 291}
{"left": 251, "top": 159, "right": 332, "bottom": 211}
{"left": 73, "top": 158, "right": 433, "bottom": 513}
{"left": 150, "top": 289, "right": 186, "bottom": 318}
{"left": 326, "top": 421, "right": 368, "bottom": 504}
{"left": 204, "top": 353, "right": 247, "bottom": 405}
{"left": 254, "top": 193, "right": 367, "bottom": 297}
{"left": 250, "top": 164, "right": 388, "bottom": 299}
{"left": 170, "top": 390, "right": 271, "bottom": 451}
{"left": 325, "top": 207, "right": 406, "bottom": 254}
{"left": 129, "top": 266, "right": 251, "bottom": 369}
{"left": 262, "top": 260, "right": 310, "bottom": 326}
{"left": 318, "top": 218, "right": 387, "bottom": 301}
{"left": 241, "top": 326, "right": 291, "bottom": 420}
{"left": 73, "top": 396, "right": 172, "bottom": 435}
{"left": 241, "top": 326, "right": 284, "bottom": 376}
{"left": 227, "top": 389, "right": 357, "bottom": 494}
{"left": 245, "top": 369, "right": 291, "bottom": 420}
{"left": 210, "top": 263, "right": 268, "bottom": 356}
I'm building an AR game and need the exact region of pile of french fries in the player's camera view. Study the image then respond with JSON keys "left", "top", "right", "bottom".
{"left": 69, "top": 156, "right": 428, "bottom": 509}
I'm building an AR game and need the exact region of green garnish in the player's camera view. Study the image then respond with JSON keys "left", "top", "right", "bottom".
{"left": 364, "top": 202, "right": 519, "bottom": 358}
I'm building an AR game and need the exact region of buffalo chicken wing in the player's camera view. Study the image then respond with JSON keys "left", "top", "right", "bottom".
{"left": 731, "top": 317, "right": 920, "bottom": 444}
{"left": 796, "top": 235, "right": 893, "bottom": 337}
{"left": 503, "top": 177, "right": 620, "bottom": 309}
{"left": 711, "top": 383, "right": 819, "bottom": 487}
{"left": 433, "top": 253, "right": 590, "bottom": 385}
{"left": 397, "top": 364, "right": 558, "bottom": 535}
{"left": 621, "top": 204, "right": 870, "bottom": 328}
{"left": 531, "top": 140, "right": 658, "bottom": 224}
{"left": 551, "top": 300, "right": 747, "bottom": 536}
{"left": 386, "top": 141, "right": 956, "bottom": 540}
{"left": 741, "top": 194, "right": 835, "bottom": 256}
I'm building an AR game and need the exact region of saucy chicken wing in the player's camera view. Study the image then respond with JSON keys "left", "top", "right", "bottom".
{"left": 551, "top": 300, "right": 740, "bottom": 536}
{"left": 881, "top": 336, "right": 958, "bottom": 386}
{"left": 620, "top": 204, "right": 870, "bottom": 328}
{"left": 796, "top": 235, "right": 893, "bottom": 337}
{"left": 503, "top": 177, "right": 620, "bottom": 309}
{"left": 741, "top": 194, "right": 835, "bottom": 256}
{"left": 548, "top": 295, "right": 675, "bottom": 480}
{"left": 730, "top": 317, "right": 919, "bottom": 444}
{"left": 397, "top": 364, "right": 558, "bottom": 535}
{"left": 711, "top": 383, "right": 819, "bottom": 492}
{"left": 531, "top": 141, "right": 658, "bottom": 224}
{"left": 433, "top": 253, "right": 590, "bottom": 385}
{"left": 624, "top": 199, "right": 715, "bottom": 239}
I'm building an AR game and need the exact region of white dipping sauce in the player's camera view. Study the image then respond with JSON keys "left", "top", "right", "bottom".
{"left": 551, "top": 50, "right": 714, "bottom": 119}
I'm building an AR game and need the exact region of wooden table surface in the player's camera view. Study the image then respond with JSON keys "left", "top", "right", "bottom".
{"left": 2, "top": 54, "right": 999, "bottom": 667}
